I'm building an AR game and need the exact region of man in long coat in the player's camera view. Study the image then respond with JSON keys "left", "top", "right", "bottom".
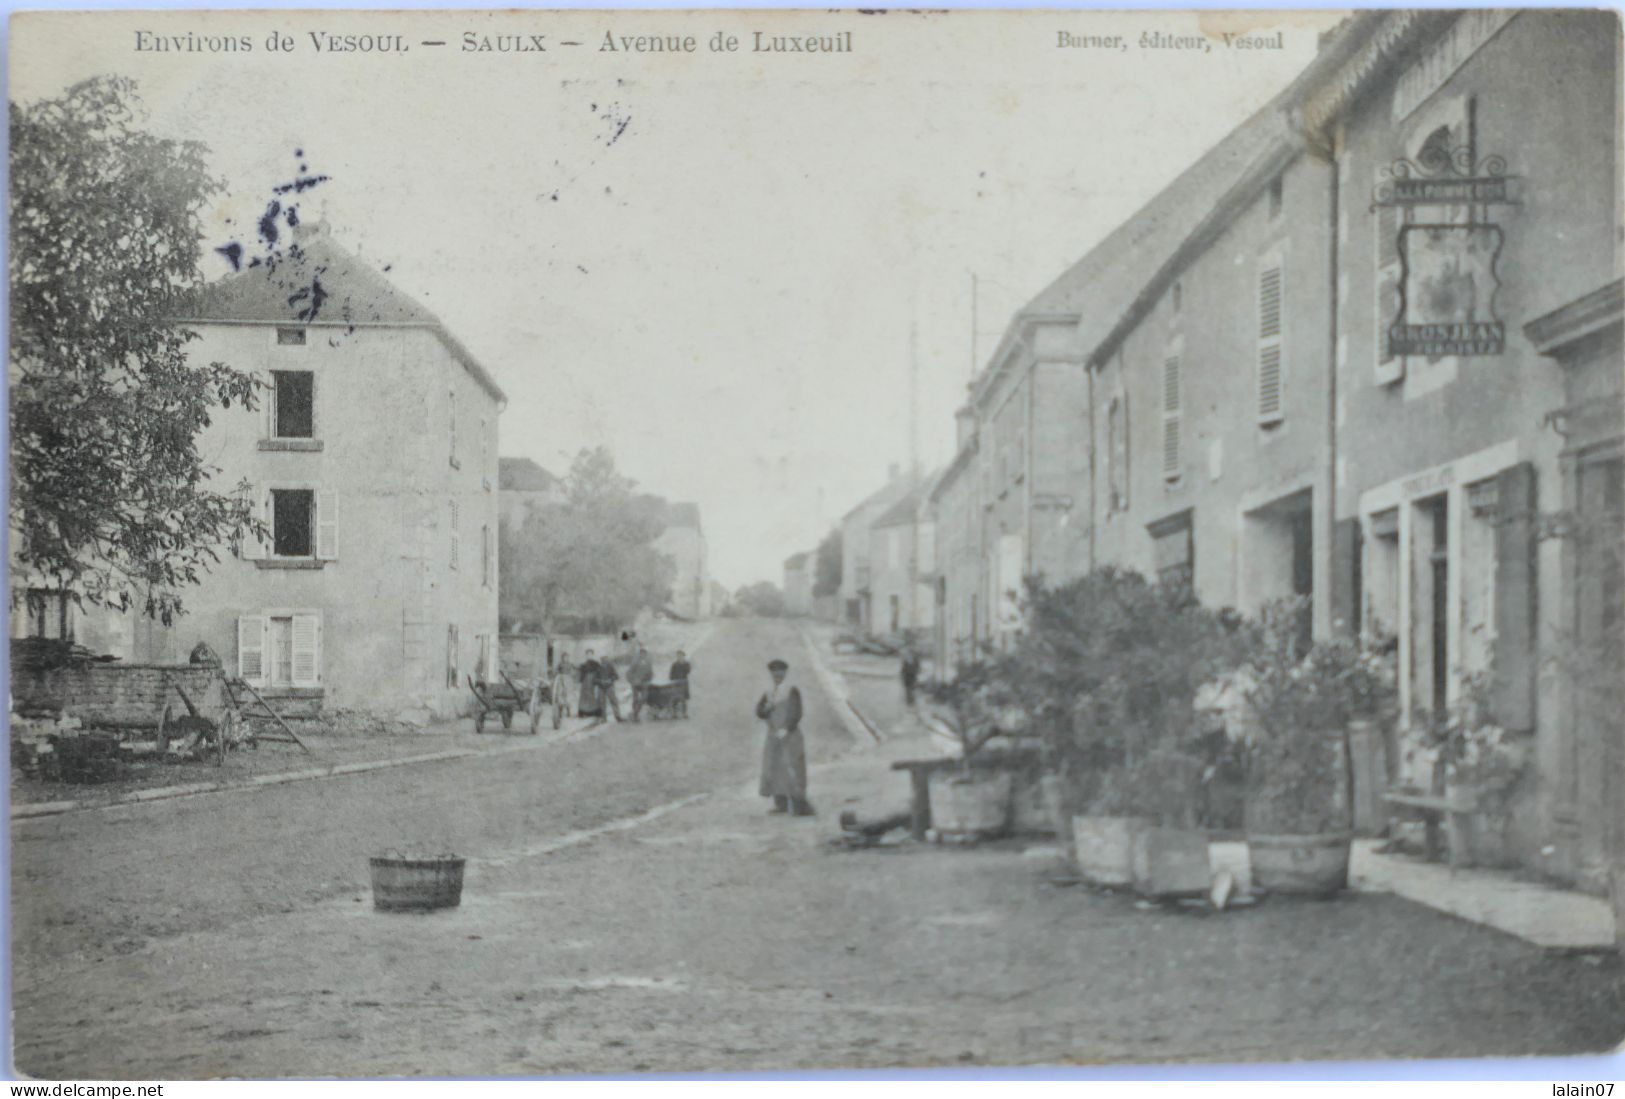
{"left": 627, "top": 645, "right": 654, "bottom": 722}
{"left": 755, "top": 658, "right": 813, "bottom": 816}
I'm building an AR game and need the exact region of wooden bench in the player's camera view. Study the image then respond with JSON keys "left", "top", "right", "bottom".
{"left": 1382, "top": 790, "right": 1478, "bottom": 867}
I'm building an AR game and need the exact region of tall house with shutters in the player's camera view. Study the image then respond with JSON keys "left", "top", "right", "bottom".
{"left": 1083, "top": 75, "right": 1338, "bottom": 636}
{"left": 135, "top": 220, "right": 506, "bottom": 721}
{"left": 1309, "top": 10, "right": 1621, "bottom": 892}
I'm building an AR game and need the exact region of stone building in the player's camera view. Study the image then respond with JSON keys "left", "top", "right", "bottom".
{"left": 654, "top": 502, "right": 710, "bottom": 620}
{"left": 1309, "top": 10, "right": 1621, "bottom": 890}
{"left": 837, "top": 467, "right": 919, "bottom": 631}
{"left": 24, "top": 222, "right": 506, "bottom": 721}
{"left": 928, "top": 409, "right": 982, "bottom": 673}
{"left": 926, "top": 10, "right": 1622, "bottom": 901}
{"left": 866, "top": 480, "right": 935, "bottom": 639}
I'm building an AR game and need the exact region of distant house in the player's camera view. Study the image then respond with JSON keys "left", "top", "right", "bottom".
{"left": 867, "top": 479, "right": 936, "bottom": 638}
{"left": 29, "top": 220, "right": 506, "bottom": 721}
{"left": 838, "top": 466, "right": 922, "bottom": 632}
{"left": 499, "top": 457, "right": 565, "bottom": 534}
{"left": 655, "top": 502, "right": 710, "bottom": 619}
{"left": 782, "top": 551, "right": 813, "bottom": 616}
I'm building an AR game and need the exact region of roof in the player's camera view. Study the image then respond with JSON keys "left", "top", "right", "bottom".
{"left": 926, "top": 440, "right": 978, "bottom": 504}
{"left": 841, "top": 474, "right": 919, "bottom": 524}
{"left": 176, "top": 221, "right": 507, "bottom": 404}
{"left": 967, "top": 24, "right": 1370, "bottom": 403}
{"left": 873, "top": 481, "right": 930, "bottom": 529}
{"left": 664, "top": 502, "right": 702, "bottom": 530}
{"left": 499, "top": 457, "right": 559, "bottom": 492}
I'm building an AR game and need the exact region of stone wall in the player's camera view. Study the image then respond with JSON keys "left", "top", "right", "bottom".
{"left": 11, "top": 663, "right": 222, "bottom": 728}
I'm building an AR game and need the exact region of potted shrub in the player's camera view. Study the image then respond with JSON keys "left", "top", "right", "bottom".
{"left": 993, "top": 569, "right": 1253, "bottom": 886}
{"left": 1242, "top": 599, "right": 1396, "bottom": 896}
{"left": 919, "top": 660, "right": 1018, "bottom": 840}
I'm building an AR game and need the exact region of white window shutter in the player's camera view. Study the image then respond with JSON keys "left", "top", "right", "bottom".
{"left": 1257, "top": 260, "right": 1284, "bottom": 425}
{"left": 291, "top": 613, "right": 320, "bottom": 686}
{"left": 248, "top": 491, "right": 272, "bottom": 559}
{"left": 450, "top": 500, "right": 460, "bottom": 571}
{"left": 264, "top": 372, "right": 277, "bottom": 439}
{"left": 317, "top": 491, "right": 338, "bottom": 560}
{"left": 237, "top": 615, "right": 268, "bottom": 684}
{"left": 1161, "top": 354, "right": 1181, "bottom": 481}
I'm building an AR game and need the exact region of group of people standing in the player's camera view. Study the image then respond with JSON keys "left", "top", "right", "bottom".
{"left": 550, "top": 644, "right": 691, "bottom": 723}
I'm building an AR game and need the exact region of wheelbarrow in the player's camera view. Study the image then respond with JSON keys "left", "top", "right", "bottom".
{"left": 468, "top": 671, "right": 550, "bottom": 735}
{"left": 641, "top": 680, "right": 689, "bottom": 721}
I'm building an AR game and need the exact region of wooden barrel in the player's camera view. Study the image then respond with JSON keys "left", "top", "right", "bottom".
{"left": 1246, "top": 832, "right": 1351, "bottom": 896}
{"left": 369, "top": 855, "right": 465, "bottom": 912}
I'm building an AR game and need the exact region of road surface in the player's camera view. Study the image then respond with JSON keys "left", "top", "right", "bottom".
{"left": 12, "top": 617, "right": 1623, "bottom": 1077}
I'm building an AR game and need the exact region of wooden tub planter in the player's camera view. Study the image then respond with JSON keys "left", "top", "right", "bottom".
{"left": 1070, "top": 815, "right": 1147, "bottom": 888}
{"left": 929, "top": 769, "right": 1013, "bottom": 840}
{"left": 1071, "top": 817, "right": 1213, "bottom": 897}
{"left": 891, "top": 746, "right": 1042, "bottom": 841}
{"left": 1131, "top": 827, "right": 1213, "bottom": 899}
{"left": 1245, "top": 831, "right": 1352, "bottom": 896}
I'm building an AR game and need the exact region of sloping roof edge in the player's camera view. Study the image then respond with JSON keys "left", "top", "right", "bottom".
{"left": 173, "top": 314, "right": 508, "bottom": 406}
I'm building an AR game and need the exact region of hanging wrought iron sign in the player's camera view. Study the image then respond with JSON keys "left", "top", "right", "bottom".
{"left": 1373, "top": 147, "right": 1517, "bottom": 358}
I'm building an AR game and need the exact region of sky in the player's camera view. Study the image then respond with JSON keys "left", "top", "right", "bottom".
{"left": 11, "top": 8, "right": 1345, "bottom": 589}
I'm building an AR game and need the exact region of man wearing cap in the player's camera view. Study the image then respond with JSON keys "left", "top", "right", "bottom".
{"left": 754, "top": 658, "right": 813, "bottom": 816}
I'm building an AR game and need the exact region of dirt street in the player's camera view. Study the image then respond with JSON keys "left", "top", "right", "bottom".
{"left": 12, "top": 618, "right": 1624, "bottom": 1077}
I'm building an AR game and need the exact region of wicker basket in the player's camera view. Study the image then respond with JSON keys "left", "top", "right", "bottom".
{"left": 369, "top": 855, "right": 465, "bottom": 912}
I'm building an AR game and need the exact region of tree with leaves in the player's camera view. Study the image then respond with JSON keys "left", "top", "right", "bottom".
{"left": 500, "top": 447, "right": 676, "bottom": 633}
{"left": 731, "top": 581, "right": 786, "bottom": 618}
{"left": 811, "top": 528, "right": 842, "bottom": 598}
{"left": 10, "top": 76, "right": 259, "bottom": 625}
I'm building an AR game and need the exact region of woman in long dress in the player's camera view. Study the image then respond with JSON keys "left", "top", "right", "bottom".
{"left": 755, "top": 659, "right": 813, "bottom": 816}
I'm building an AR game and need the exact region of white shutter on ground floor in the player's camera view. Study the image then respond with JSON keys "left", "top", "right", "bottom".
{"left": 291, "top": 613, "right": 321, "bottom": 687}
{"left": 317, "top": 490, "right": 338, "bottom": 560}
{"left": 238, "top": 615, "right": 268, "bottom": 685}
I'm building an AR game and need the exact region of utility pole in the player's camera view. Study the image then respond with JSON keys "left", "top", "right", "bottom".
{"left": 909, "top": 320, "right": 921, "bottom": 481}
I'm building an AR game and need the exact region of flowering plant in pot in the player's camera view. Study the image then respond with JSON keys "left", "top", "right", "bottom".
{"left": 1242, "top": 599, "right": 1396, "bottom": 894}
{"left": 1409, "top": 670, "right": 1529, "bottom": 867}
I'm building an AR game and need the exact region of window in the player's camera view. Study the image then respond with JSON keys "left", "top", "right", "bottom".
{"left": 271, "top": 371, "right": 314, "bottom": 438}
{"left": 276, "top": 327, "right": 306, "bottom": 346}
{"left": 1148, "top": 510, "right": 1194, "bottom": 596}
{"left": 1257, "top": 255, "right": 1284, "bottom": 425}
{"left": 248, "top": 489, "right": 335, "bottom": 560}
{"left": 236, "top": 612, "right": 320, "bottom": 688}
{"left": 450, "top": 500, "right": 459, "bottom": 571}
{"left": 1171, "top": 281, "right": 1182, "bottom": 314}
{"left": 1161, "top": 349, "right": 1182, "bottom": 482}
{"left": 481, "top": 524, "right": 492, "bottom": 588}
{"left": 477, "top": 634, "right": 491, "bottom": 685}
{"left": 1365, "top": 508, "right": 1401, "bottom": 643}
{"left": 272, "top": 489, "right": 314, "bottom": 557}
{"left": 447, "top": 624, "right": 460, "bottom": 688}
{"left": 1268, "top": 174, "right": 1284, "bottom": 220}
{"left": 479, "top": 418, "right": 488, "bottom": 488}
{"left": 23, "top": 589, "right": 71, "bottom": 640}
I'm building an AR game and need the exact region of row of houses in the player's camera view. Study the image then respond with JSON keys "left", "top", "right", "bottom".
{"left": 15, "top": 218, "right": 711, "bottom": 722}
{"left": 822, "top": 11, "right": 1622, "bottom": 900}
